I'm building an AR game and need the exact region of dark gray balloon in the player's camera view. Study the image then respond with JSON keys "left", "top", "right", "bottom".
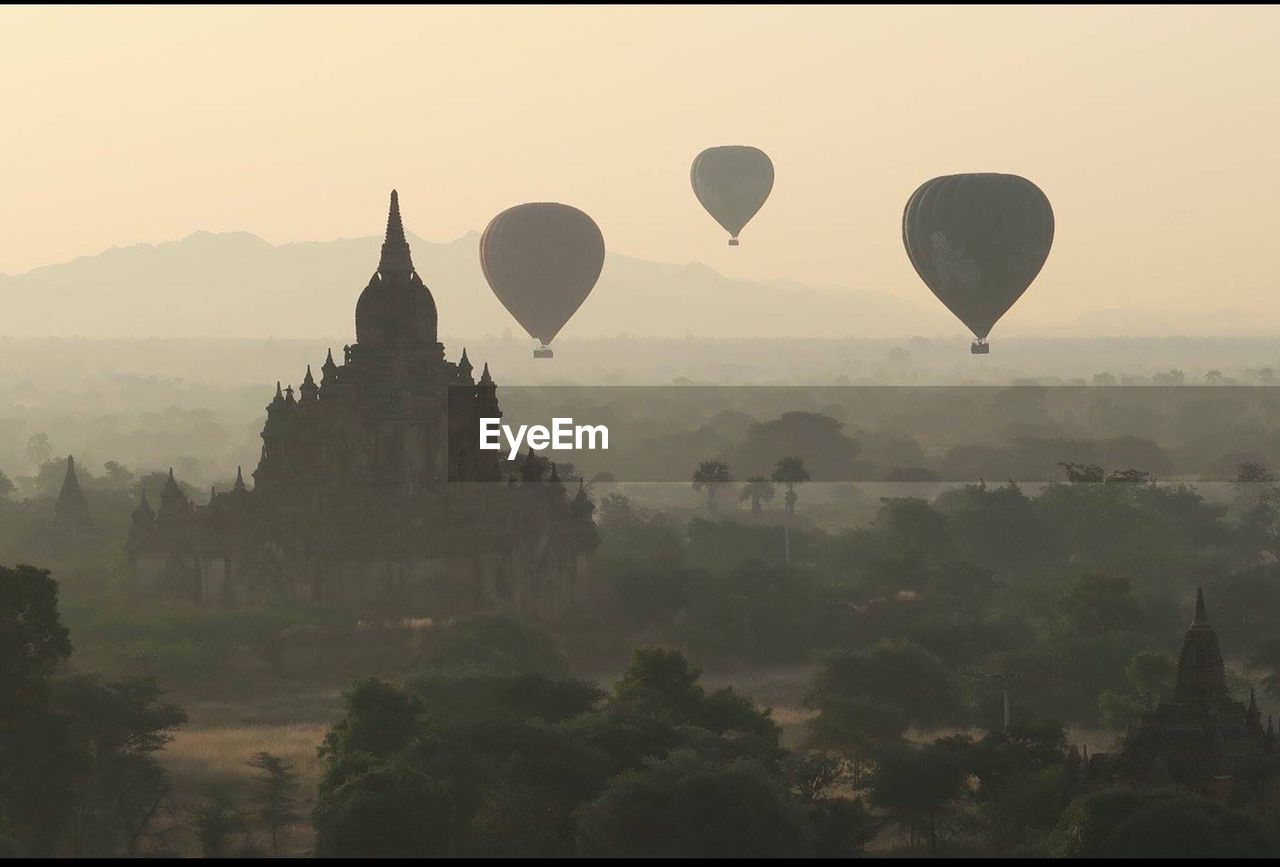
{"left": 480, "top": 203, "right": 605, "bottom": 357}
{"left": 902, "top": 173, "right": 1054, "bottom": 352}
{"left": 691, "top": 146, "right": 774, "bottom": 246}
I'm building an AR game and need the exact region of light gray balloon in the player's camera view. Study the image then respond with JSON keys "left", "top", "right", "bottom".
{"left": 691, "top": 146, "right": 774, "bottom": 246}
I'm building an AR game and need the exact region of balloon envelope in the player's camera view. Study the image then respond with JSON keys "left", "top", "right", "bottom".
{"left": 902, "top": 173, "right": 1053, "bottom": 341}
{"left": 480, "top": 203, "right": 605, "bottom": 348}
{"left": 691, "top": 146, "right": 774, "bottom": 244}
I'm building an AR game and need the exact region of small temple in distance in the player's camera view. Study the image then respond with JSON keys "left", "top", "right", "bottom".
{"left": 33, "top": 456, "right": 107, "bottom": 550}
{"left": 125, "top": 191, "right": 598, "bottom": 617}
{"left": 1063, "top": 588, "right": 1280, "bottom": 813}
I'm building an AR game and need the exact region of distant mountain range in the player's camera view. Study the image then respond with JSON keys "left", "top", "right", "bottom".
{"left": 0, "top": 231, "right": 962, "bottom": 341}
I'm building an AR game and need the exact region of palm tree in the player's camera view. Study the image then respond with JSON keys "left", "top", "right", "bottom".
{"left": 772, "top": 456, "right": 810, "bottom": 514}
{"left": 692, "top": 459, "right": 733, "bottom": 512}
{"left": 739, "top": 476, "right": 776, "bottom": 513}
{"left": 772, "top": 456, "right": 810, "bottom": 565}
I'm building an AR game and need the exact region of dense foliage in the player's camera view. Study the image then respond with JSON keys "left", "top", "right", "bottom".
{"left": 312, "top": 648, "right": 871, "bottom": 857}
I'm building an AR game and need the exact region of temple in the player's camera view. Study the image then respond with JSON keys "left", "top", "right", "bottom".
{"left": 1064, "top": 589, "right": 1280, "bottom": 812}
{"left": 126, "top": 191, "right": 598, "bottom": 617}
{"left": 33, "top": 456, "right": 107, "bottom": 550}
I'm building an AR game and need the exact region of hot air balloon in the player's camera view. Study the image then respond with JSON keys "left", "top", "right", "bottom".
{"left": 480, "top": 203, "right": 605, "bottom": 359}
{"left": 691, "top": 146, "right": 774, "bottom": 246}
{"left": 902, "top": 173, "right": 1054, "bottom": 354}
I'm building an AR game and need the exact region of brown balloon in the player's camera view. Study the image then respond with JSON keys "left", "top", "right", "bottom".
{"left": 480, "top": 203, "right": 605, "bottom": 358}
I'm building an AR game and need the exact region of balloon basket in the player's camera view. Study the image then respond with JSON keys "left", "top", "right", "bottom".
{"left": 970, "top": 340, "right": 990, "bottom": 355}
{"left": 728, "top": 238, "right": 739, "bottom": 247}
{"left": 533, "top": 346, "right": 554, "bottom": 359}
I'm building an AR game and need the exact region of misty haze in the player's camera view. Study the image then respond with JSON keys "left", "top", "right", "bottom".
{"left": 4, "top": 4, "right": 1280, "bottom": 860}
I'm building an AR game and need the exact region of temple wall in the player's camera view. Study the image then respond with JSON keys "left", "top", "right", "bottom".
{"left": 133, "top": 553, "right": 169, "bottom": 594}
{"left": 199, "top": 556, "right": 228, "bottom": 604}
{"left": 132, "top": 535, "right": 593, "bottom": 621}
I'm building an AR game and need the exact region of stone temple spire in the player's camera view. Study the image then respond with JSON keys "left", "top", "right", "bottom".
{"left": 158, "top": 467, "right": 188, "bottom": 523}
{"left": 1192, "top": 586, "right": 1207, "bottom": 626}
{"left": 300, "top": 364, "right": 319, "bottom": 403}
{"left": 356, "top": 190, "right": 436, "bottom": 347}
{"left": 571, "top": 478, "right": 596, "bottom": 517}
{"left": 379, "top": 189, "right": 413, "bottom": 275}
{"left": 55, "top": 455, "right": 92, "bottom": 527}
{"left": 133, "top": 489, "right": 154, "bottom": 522}
{"left": 1173, "top": 587, "right": 1228, "bottom": 705}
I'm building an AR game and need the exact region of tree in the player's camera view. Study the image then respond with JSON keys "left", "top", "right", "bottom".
{"left": 25, "top": 432, "right": 52, "bottom": 467}
{"left": 312, "top": 647, "right": 799, "bottom": 859}
{"left": 612, "top": 647, "right": 779, "bottom": 742}
{"left": 867, "top": 741, "right": 969, "bottom": 851}
{"left": 804, "top": 640, "right": 962, "bottom": 780}
{"left": 55, "top": 675, "right": 187, "bottom": 856}
{"left": 728, "top": 412, "right": 863, "bottom": 482}
{"left": 739, "top": 476, "right": 776, "bottom": 513}
{"left": 771, "top": 457, "right": 810, "bottom": 565}
{"left": 787, "top": 754, "right": 877, "bottom": 856}
{"left": 1106, "top": 468, "right": 1153, "bottom": 484}
{"left": 1099, "top": 650, "right": 1176, "bottom": 732}
{"left": 808, "top": 795, "right": 877, "bottom": 857}
{"left": 771, "top": 456, "right": 810, "bottom": 514}
{"left": 1236, "top": 461, "right": 1276, "bottom": 485}
{"left": 575, "top": 749, "right": 809, "bottom": 857}
{"left": 102, "top": 461, "right": 135, "bottom": 489}
{"left": 191, "top": 785, "right": 248, "bottom": 858}
{"left": 247, "top": 752, "right": 301, "bottom": 855}
{"left": 413, "top": 614, "right": 570, "bottom": 679}
{"left": 872, "top": 497, "right": 952, "bottom": 561}
{"left": 0, "top": 564, "right": 72, "bottom": 692}
{"left": 1050, "top": 786, "right": 1278, "bottom": 857}
{"left": 317, "top": 678, "right": 424, "bottom": 766}
{"left": 1097, "top": 689, "right": 1144, "bottom": 732}
{"left": 1059, "top": 462, "right": 1105, "bottom": 483}
{"left": 0, "top": 471, "right": 14, "bottom": 499}
{"left": 1125, "top": 651, "right": 1175, "bottom": 708}
{"left": 978, "top": 767, "right": 1063, "bottom": 850}
{"left": 1233, "top": 462, "right": 1280, "bottom": 546}
{"left": 0, "top": 566, "right": 185, "bottom": 856}
{"left": 692, "top": 460, "right": 733, "bottom": 512}
{"left": 808, "top": 641, "right": 963, "bottom": 730}
{"left": 0, "top": 564, "right": 76, "bottom": 854}
{"left": 599, "top": 493, "right": 635, "bottom": 526}
{"left": 786, "top": 751, "right": 848, "bottom": 806}
{"left": 805, "top": 696, "right": 909, "bottom": 783}
{"left": 1057, "top": 573, "right": 1144, "bottom": 635}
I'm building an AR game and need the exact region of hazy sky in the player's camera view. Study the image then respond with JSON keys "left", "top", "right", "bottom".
{"left": 3, "top": 5, "right": 1278, "bottom": 332}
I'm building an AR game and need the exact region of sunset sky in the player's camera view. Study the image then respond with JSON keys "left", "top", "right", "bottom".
{"left": 2, "top": 5, "right": 1278, "bottom": 333}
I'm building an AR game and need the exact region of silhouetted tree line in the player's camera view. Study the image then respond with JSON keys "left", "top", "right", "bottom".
{"left": 0, "top": 564, "right": 185, "bottom": 856}
{"left": 593, "top": 460, "right": 1280, "bottom": 731}
{"left": 310, "top": 647, "right": 875, "bottom": 857}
